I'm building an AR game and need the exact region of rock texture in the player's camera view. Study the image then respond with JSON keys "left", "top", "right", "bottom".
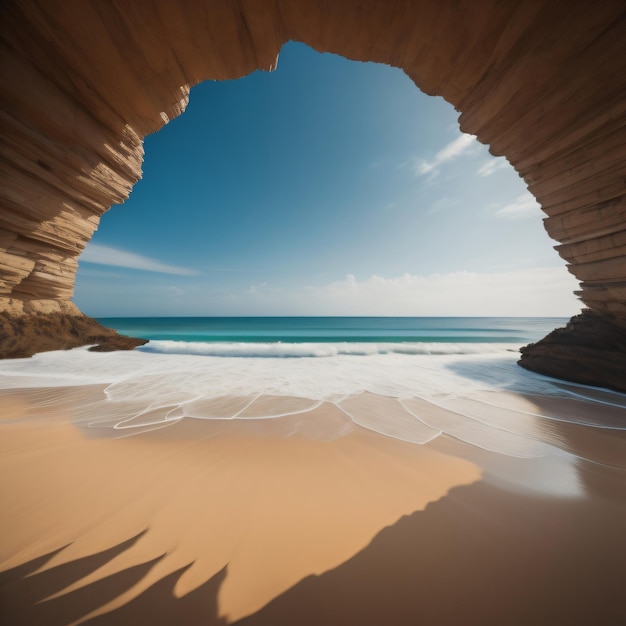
{"left": 519, "top": 311, "right": 626, "bottom": 393}
{"left": 0, "top": 0, "right": 625, "bottom": 387}
{"left": 0, "top": 310, "right": 147, "bottom": 358}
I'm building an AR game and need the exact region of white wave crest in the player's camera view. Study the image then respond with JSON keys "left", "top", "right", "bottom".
{"left": 138, "top": 340, "right": 519, "bottom": 358}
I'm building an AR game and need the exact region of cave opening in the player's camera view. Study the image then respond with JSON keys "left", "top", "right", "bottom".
{"left": 2, "top": 1, "right": 623, "bottom": 389}
{"left": 74, "top": 42, "right": 578, "bottom": 320}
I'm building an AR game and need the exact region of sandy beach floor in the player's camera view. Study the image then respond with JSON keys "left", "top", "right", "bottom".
{"left": 1, "top": 386, "right": 625, "bottom": 625}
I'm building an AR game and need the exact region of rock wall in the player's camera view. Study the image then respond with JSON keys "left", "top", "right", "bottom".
{"left": 1, "top": 1, "right": 625, "bottom": 387}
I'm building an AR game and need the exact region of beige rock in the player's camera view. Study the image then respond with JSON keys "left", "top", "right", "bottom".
{"left": 0, "top": 1, "right": 624, "bottom": 385}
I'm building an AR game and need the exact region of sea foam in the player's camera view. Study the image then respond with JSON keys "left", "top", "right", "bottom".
{"left": 138, "top": 340, "right": 520, "bottom": 358}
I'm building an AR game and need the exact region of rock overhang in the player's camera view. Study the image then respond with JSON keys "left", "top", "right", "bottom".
{"left": 0, "top": 0, "right": 624, "bottom": 389}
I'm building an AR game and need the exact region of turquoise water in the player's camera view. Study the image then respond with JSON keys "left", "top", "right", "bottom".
{"left": 97, "top": 317, "right": 563, "bottom": 347}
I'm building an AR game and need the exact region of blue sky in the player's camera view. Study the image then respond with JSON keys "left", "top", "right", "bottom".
{"left": 75, "top": 42, "right": 581, "bottom": 317}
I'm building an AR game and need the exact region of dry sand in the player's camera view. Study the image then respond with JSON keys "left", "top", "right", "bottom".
{"left": 1, "top": 388, "right": 625, "bottom": 625}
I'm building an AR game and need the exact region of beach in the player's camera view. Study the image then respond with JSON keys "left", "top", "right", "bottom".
{"left": 3, "top": 1, "right": 625, "bottom": 622}
{"left": 1, "top": 318, "right": 625, "bottom": 624}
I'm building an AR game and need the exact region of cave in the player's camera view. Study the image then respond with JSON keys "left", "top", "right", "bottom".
{"left": 1, "top": 0, "right": 625, "bottom": 390}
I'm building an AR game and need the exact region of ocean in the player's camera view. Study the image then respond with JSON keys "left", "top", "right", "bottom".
{"left": 96, "top": 316, "right": 559, "bottom": 355}
{"left": 1, "top": 316, "right": 625, "bottom": 498}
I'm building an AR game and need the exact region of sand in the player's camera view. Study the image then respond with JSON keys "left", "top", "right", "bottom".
{"left": 1, "top": 387, "right": 625, "bottom": 625}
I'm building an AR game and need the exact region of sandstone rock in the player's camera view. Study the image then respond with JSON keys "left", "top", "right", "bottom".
{"left": 0, "top": 310, "right": 147, "bottom": 359}
{"left": 0, "top": 1, "right": 625, "bottom": 385}
{"left": 519, "top": 311, "right": 626, "bottom": 394}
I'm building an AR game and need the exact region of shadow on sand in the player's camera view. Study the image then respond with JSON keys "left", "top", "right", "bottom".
{"left": 0, "top": 528, "right": 227, "bottom": 626}
{"left": 2, "top": 472, "right": 625, "bottom": 625}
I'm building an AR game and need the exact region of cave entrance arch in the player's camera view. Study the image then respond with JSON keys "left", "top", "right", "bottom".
{"left": 1, "top": 0, "right": 624, "bottom": 388}
{"left": 75, "top": 41, "right": 576, "bottom": 318}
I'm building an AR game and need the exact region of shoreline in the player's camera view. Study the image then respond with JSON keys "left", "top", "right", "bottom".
{"left": 2, "top": 311, "right": 626, "bottom": 393}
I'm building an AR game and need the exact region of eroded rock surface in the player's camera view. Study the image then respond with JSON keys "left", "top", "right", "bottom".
{"left": 519, "top": 311, "right": 626, "bottom": 393}
{"left": 0, "top": 1, "right": 625, "bottom": 384}
{"left": 0, "top": 310, "right": 146, "bottom": 359}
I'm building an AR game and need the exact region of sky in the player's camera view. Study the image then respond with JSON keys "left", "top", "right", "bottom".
{"left": 74, "top": 42, "right": 581, "bottom": 318}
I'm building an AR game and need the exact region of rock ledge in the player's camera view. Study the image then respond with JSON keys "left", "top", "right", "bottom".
{"left": 0, "top": 311, "right": 147, "bottom": 359}
{"left": 519, "top": 311, "right": 626, "bottom": 394}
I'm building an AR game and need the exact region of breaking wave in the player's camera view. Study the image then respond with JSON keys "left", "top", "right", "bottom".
{"left": 138, "top": 340, "right": 520, "bottom": 358}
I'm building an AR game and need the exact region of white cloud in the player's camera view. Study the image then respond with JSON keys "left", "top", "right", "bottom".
{"left": 229, "top": 268, "right": 581, "bottom": 317}
{"left": 77, "top": 267, "right": 581, "bottom": 317}
{"left": 495, "top": 193, "right": 541, "bottom": 219}
{"left": 414, "top": 133, "right": 476, "bottom": 177}
{"left": 80, "top": 243, "right": 199, "bottom": 275}
{"left": 477, "top": 158, "right": 509, "bottom": 177}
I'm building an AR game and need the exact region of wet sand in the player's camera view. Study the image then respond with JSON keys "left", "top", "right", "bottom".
{"left": 1, "top": 387, "right": 625, "bottom": 625}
